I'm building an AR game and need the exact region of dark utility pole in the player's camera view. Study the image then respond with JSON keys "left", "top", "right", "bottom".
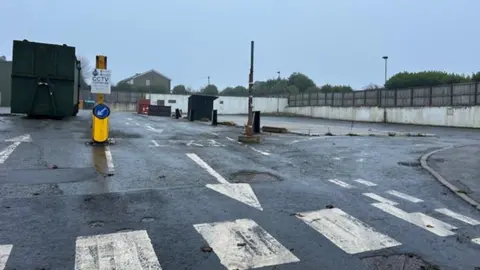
{"left": 207, "top": 76, "right": 210, "bottom": 85}
{"left": 382, "top": 56, "right": 388, "bottom": 85}
{"left": 246, "top": 41, "right": 255, "bottom": 136}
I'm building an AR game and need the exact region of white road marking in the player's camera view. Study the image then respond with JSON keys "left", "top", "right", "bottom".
{"left": 386, "top": 190, "right": 423, "bottom": 203}
{"left": 0, "top": 142, "right": 21, "bottom": 164}
{"left": 186, "top": 153, "right": 263, "bottom": 210}
{"left": 328, "top": 179, "right": 353, "bottom": 188}
{"left": 0, "top": 244, "right": 13, "bottom": 270}
{"left": 297, "top": 208, "right": 401, "bottom": 254}
{"left": 127, "top": 118, "right": 133, "bottom": 121}
{"left": 192, "top": 143, "right": 204, "bottom": 147}
{"left": 136, "top": 123, "right": 140, "bottom": 126}
{"left": 151, "top": 140, "right": 160, "bottom": 147}
{"left": 226, "top": 137, "right": 235, "bottom": 142}
{"left": 186, "top": 153, "right": 228, "bottom": 184}
{"left": 354, "top": 179, "right": 377, "bottom": 187}
{"left": 363, "top": 193, "right": 398, "bottom": 205}
{"left": 6, "top": 134, "right": 32, "bottom": 142}
{"left": 74, "top": 230, "right": 161, "bottom": 270}
{"left": 472, "top": 238, "right": 480, "bottom": 245}
{"left": 372, "top": 203, "right": 457, "bottom": 237}
{"left": 211, "top": 132, "right": 219, "bottom": 136}
{"left": 193, "top": 219, "right": 299, "bottom": 269}
{"left": 145, "top": 125, "right": 164, "bottom": 133}
{"left": 186, "top": 140, "right": 194, "bottom": 146}
{"left": 105, "top": 146, "right": 114, "bottom": 172}
{"left": 250, "top": 147, "right": 271, "bottom": 156}
{"left": 126, "top": 122, "right": 130, "bottom": 125}
{"left": 435, "top": 208, "right": 480, "bottom": 225}
{"left": 333, "top": 157, "right": 341, "bottom": 160}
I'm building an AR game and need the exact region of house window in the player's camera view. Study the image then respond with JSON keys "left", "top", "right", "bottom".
{"left": 146, "top": 79, "right": 151, "bottom": 86}
{"left": 168, "top": 100, "right": 176, "bottom": 104}
{"left": 219, "top": 101, "right": 224, "bottom": 104}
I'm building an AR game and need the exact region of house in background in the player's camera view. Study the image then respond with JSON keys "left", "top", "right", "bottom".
{"left": 118, "top": 69, "right": 171, "bottom": 91}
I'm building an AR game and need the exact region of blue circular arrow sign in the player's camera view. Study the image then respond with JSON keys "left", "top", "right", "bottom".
{"left": 92, "top": 104, "right": 111, "bottom": 119}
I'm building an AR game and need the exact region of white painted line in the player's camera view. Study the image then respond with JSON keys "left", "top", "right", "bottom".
{"left": 74, "top": 230, "right": 161, "bottom": 269}
{"left": 6, "top": 134, "right": 32, "bottom": 142}
{"left": 328, "top": 179, "right": 353, "bottom": 189}
{"left": 151, "top": 140, "right": 160, "bottom": 147}
{"left": 136, "top": 123, "right": 140, "bottom": 126}
{"left": 435, "top": 208, "right": 480, "bottom": 225}
{"left": 363, "top": 193, "right": 398, "bottom": 206}
{"left": 0, "top": 142, "right": 21, "bottom": 164}
{"left": 186, "top": 140, "right": 194, "bottom": 146}
{"left": 372, "top": 203, "right": 457, "bottom": 237}
{"left": 127, "top": 117, "right": 133, "bottom": 121}
{"left": 145, "top": 125, "right": 164, "bottom": 133}
{"left": 194, "top": 219, "right": 299, "bottom": 269}
{"left": 192, "top": 143, "right": 204, "bottom": 147}
{"left": 354, "top": 179, "right": 377, "bottom": 187}
{"left": 211, "top": 132, "right": 219, "bottom": 136}
{"left": 226, "top": 137, "right": 235, "bottom": 142}
{"left": 186, "top": 153, "right": 228, "bottom": 184}
{"left": 333, "top": 157, "right": 341, "bottom": 161}
{"left": 386, "top": 190, "right": 423, "bottom": 203}
{"left": 472, "top": 238, "right": 480, "bottom": 245}
{"left": 250, "top": 147, "right": 271, "bottom": 156}
{"left": 126, "top": 122, "right": 130, "bottom": 125}
{"left": 297, "top": 208, "right": 401, "bottom": 254}
{"left": 0, "top": 244, "right": 13, "bottom": 270}
{"left": 105, "top": 146, "right": 114, "bottom": 172}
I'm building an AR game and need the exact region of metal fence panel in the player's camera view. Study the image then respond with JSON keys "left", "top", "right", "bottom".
{"left": 381, "top": 90, "right": 395, "bottom": 107}
{"left": 333, "top": 93, "right": 343, "bottom": 106}
{"left": 396, "top": 89, "right": 412, "bottom": 106}
{"left": 318, "top": 95, "right": 326, "bottom": 106}
{"left": 325, "top": 93, "right": 333, "bottom": 106}
{"left": 354, "top": 91, "right": 365, "bottom": 106}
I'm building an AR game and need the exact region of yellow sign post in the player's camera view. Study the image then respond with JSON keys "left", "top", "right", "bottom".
{"left": 91, "top": 55, "right": 111, "bottom": 143}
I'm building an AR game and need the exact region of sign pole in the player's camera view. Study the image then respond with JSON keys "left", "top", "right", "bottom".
{"left": 96, "top": 55, "right": 107, "bottom": 104}
{"left": 246, "top": 41, "right": 254, "bottom": 136}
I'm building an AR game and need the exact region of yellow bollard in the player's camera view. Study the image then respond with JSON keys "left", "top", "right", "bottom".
{"left": 91, "top": 55, "right": 110, "bottom": 143}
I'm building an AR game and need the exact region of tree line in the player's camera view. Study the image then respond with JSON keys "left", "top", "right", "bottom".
{"left": 87, "top": 70, "right": 480, "bottom": 96}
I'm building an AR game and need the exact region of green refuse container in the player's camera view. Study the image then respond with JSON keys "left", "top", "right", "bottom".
{"left": 10, "top": 40, "right": 80, "bottom": 118}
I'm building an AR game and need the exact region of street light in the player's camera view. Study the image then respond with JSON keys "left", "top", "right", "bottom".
{"left": 277, "top": 71, "right": 281, "bottom": 79}
{"left": 382, "top": 56, "right": 388, "bottom": 85}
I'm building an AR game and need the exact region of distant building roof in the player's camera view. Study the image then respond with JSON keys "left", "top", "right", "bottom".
{"left": 119, "top": 69, "right": 172, "bottom": 83}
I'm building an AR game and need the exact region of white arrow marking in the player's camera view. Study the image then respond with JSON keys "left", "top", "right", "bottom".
{"left": 6, "top": 134, "right": 32, "bottom": 143}
{"left": 186, "top": 153, "right": 263, "bottom": 211}
{"left": 0, "top": 142, "right": 21, "bottom": 164}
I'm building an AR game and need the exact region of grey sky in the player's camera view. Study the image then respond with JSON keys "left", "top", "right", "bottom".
{"left": 1, "top": 0, "right": 478, "bottom": 90}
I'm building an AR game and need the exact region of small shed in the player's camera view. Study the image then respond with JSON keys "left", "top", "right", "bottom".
{"left": 188, "top": 94, "right": 218, "bottom": 121}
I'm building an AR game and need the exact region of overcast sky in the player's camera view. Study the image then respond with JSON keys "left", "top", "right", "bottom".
{"left": 1, "top": 0, "right": 478, "bottom": 90}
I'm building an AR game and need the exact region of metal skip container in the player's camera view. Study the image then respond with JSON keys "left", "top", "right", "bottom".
{"left": 10, "top": 40, "right": 80, "bottom": 118}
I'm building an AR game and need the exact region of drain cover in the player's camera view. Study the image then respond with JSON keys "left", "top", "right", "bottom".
{"left": 230, "top": 171, "right": 281, "bottom": 184}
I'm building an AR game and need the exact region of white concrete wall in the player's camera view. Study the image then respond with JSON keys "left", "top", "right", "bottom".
{"left": 385, "top": 107, "right": 480, "bottom": 128}
{"left": 110, "top": 102, "right": 137, "bottom": 112}
{"left": 285, "top": 106, "right": 384, "bottom": 122}
{"left": 147, "top": 94, "right": 288, "bottom": 114}
{"left": 285, "top": 105, "right": 480, "bottom": 128}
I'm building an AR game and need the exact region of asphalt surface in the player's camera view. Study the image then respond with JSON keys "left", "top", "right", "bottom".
{"left": 0, "top": 111, "right": 479, "bottom": 269}
{"left": 428, "top": 145, "right": 480, "bottom": 203}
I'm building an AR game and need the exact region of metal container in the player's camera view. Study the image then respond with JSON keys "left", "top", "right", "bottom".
{"left": 10, "top": 40, "right": 80, "bottom": 118}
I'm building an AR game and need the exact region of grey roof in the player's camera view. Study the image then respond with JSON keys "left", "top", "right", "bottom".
{"left": 119, "top": 69, "right": 172, "bottom": 82}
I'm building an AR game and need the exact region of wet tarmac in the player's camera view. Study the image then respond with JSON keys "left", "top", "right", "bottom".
{"left": 0, "top": 110, "right": 479, "bottom": 269}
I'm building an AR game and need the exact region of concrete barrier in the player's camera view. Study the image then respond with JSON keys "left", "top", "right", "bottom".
{"left": 285, "top": 105, "right": 480, "bottom": 128}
